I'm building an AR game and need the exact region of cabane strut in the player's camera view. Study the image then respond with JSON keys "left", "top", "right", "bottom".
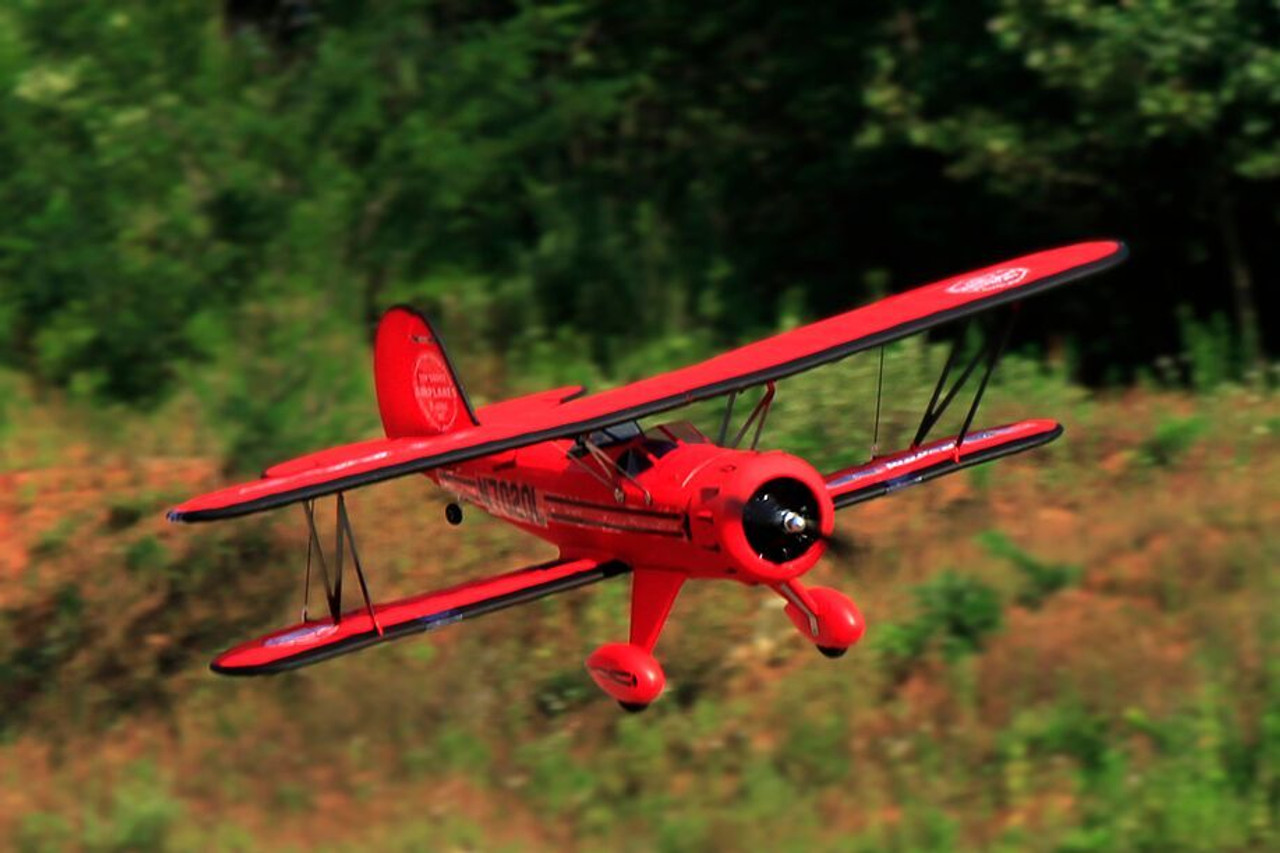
{"left": 721, "top": 381, "right": 776, "bottom": 450}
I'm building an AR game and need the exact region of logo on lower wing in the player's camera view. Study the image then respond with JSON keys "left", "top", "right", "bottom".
{"left": 946, "top": 267, "right": 1029, "bottom": 295}
{"left": 264, "top": 624, "right": 340, "bottom": 648}
{"left": 413, "top": 351, "right": 459, "bottom": 432}
{"left": 419, "top": 610, "right": 462, "bottom": 631}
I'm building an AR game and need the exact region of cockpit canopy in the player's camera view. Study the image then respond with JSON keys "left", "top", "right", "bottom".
{"left": 578, "top": 420, "right": 712, "bottom": 475}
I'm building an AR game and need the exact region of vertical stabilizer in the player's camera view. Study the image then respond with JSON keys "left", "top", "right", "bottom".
{"left": 374, "top": 306, "right": 478, "bottom": 438}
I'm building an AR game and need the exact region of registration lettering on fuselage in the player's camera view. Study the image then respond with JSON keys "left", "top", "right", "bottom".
{"left": 440, "top": 471, "right": 547, "bottom": 527}
{"left": 478, "top": 477, "right": 546, "bottom": 526}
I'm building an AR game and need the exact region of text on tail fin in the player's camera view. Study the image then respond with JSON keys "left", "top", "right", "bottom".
{"left": 374, "top": 306, "right": 478, "bottom": 439}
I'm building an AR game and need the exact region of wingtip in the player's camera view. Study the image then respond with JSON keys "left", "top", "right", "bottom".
{"left": 1086, "top": 238, "right": 1128, "bottom": 264}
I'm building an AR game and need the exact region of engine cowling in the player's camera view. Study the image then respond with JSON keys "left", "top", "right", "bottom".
{"left": 686, "top": 450, "right": 834, "bottom": 583}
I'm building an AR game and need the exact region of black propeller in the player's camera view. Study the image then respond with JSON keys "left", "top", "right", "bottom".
{"left": 822, "top": 528, "right": 857, "bottom": 560}
{"left": 742, "top": 478, "right": 823, "bottom": 563}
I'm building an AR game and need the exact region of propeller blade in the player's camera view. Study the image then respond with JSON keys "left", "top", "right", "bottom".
{"left": 822, "top": 529, "right": 857, "bottom": 560}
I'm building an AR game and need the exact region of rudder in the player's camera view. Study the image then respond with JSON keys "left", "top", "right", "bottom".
{"left": 374, "top": 306, "right": 478, "bottom": 438}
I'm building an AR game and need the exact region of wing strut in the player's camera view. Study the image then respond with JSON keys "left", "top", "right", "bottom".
{"left": 300, "top": 495, "right": 383, "bottom": 635}
{"left": 912, "top": 307, "right": 1018, "bottom": 449}
{"left": 871, "top": 346, "right": 885, "bottom": 458}
{"left": 716, "top": 391, "right": 738, "bottom": 446}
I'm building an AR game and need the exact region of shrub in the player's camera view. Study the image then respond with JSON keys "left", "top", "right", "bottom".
{"left": 874, "top": 572, "right": 1003, "bottom": 681}
{"left": 30, "top": 517, "right": 77, "bottom": 560}
{"left": 513, "top": 735, "right": 599, "bottom": 816}
{"left": 914, "top": 571, "right": 1003, "bottom": 660}
{"left": 978, "top": 530, "right": 1080, "bottom": 608}
{"left": 1178, "top": 305, "right": 1237, "bottom": 391}
{"left": 0, "top": 584, "right": 85, "bottom": 730}
{"left": 875, "top": 620, "right": 934, "bottom": 684}
{"left": 82, "top": 759, "right": 183, "bottom": 853}
{"left": 433, "top": 725, "right": 493, "bottom": 778}
{"left": 124, "top": 536, "right": 170, "bottom": 578}
{"left": 777, "top": 715, "right": 851, "bottom": 786}
{"left": 1139, "top": 414, "right": 1207, "bottom": 468}
{"left": 104, "top": 500, "right": 146, "bottom": 532}
{"left": 15, "top": 811, "right": 74, "bottom": 853}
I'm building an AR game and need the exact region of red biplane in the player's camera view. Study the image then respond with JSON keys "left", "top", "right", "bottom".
{"left": 169, "top": 241, "right": 1126, "bottom": 710}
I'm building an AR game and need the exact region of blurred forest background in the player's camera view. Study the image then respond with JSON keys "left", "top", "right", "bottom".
{"left": 0, "top": 1, "right": 1276, "bottom": 851}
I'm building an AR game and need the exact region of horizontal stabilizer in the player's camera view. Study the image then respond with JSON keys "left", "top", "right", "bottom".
{"left": 211, "top": 557, "right": 628, "bottom": 676}
{"left": 826, "top": 419, "right": 1062, "bottom": 508}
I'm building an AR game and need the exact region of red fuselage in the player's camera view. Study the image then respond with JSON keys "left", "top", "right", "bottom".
{"left": 431, "top": 422, "right": 835, "bottom": 585}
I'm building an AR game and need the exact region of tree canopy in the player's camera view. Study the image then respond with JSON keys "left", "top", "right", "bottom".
{"left": 0, "top": 1, "right": 1274, "bottom": 405}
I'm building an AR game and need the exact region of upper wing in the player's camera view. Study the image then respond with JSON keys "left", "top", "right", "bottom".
{"left": 170, "top": 240, "right": 1125, "bottom": 522}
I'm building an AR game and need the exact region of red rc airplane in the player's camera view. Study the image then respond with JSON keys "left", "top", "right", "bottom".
{"left": 169, "top": 241, "right": 1126, "bottom": 711}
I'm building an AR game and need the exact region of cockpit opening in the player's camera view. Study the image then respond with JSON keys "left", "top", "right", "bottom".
{"left": 572, "top": 420, "right": 712, "bottom": 476}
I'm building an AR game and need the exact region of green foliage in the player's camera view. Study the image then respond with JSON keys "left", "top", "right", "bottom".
{"left": 90, "top": 760, "right": 182, "bottom": 853}
{"left": 1179, "top": 305, "right": 1241, "bottom": 391}
{"left": 876, "top": 619, "right": 936, "bottom": 684}
{"left": 860, "top": 0, "right": 1275, "bottom": 375}
{"left": 875, "top": 571, "right": 1004, "bottom": 680}
{"left": 0, "top": 0, "right": 1271, "bottom": 418}
{"left": 1140, "top": 414, "right": 1208, "bottom": 467}
{"left": 103, "top": 501, "right": 144, "bottom": 532}
{"left": 432, "top": 725, "right": 494, "bottom": 778}
{"left": 914, "top": 570, "right": 1004, "bottom": 660}
{"left": 188, "top": 299, "right": 376, "bottom": 473}
{"left": 123, "top": 535, "right": 169, "bottom": 578}
{"left": 979, "top": 530, "right": 1081, "bottom": 608}
{"left": 30, "top": 516, "right": 77, "bottom": 559}
{"left": 14, "top": 810, "right": 74, "bottom": 853}
{"left": 534, "top": 667, "right": 596, "bottom": 718}
{"left": 0, "top": 583, "right": 84, "bottom": 730}
{"left": 513, "top": 733, "right": 600, "bottom": 816}
{"left": 777, "top": 715, "right": 851, "bottom": 786}
{"left": 1006, "top": 704, "right": 1113, "bottom": 777}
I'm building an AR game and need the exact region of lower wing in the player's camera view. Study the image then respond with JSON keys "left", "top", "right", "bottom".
{"left": 211, "top": 556, "right": 630, "bottom": 675}
{"left": 825, "top": 418, "right": 1062, "bottom": 508}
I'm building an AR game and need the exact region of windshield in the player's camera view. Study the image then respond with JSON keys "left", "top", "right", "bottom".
{"left": 582, "top": 421, "right": 644, "bottom": 448}
{"left": 646, "top": 421, "right": 710, "bottom": 445}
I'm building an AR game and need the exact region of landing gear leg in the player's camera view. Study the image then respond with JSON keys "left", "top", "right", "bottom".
{"left": 586, "top": 568, "right": 684, "bottom": 711}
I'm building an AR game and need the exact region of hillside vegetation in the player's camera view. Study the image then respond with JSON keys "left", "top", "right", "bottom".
{"left": 2, "top": 345, "right": 1276, "bottom": 851}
